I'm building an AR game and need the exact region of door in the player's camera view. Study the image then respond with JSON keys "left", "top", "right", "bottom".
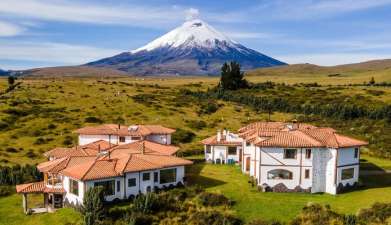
{"left": 246, "top": 157, "right": 250, "bottom": 172}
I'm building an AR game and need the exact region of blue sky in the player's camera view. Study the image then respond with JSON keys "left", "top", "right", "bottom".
{"left": 1, "top": 0, "right": 391, "bottom": 70}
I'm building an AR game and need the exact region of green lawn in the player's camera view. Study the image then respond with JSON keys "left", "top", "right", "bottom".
{"left": 0, "top": 194, "right": 81, "bottom": 225}
{"left": 187, "top": 160, "right": 391, "bottom": 222}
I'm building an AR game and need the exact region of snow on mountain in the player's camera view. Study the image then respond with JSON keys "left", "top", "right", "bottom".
{"left": 131, "top": 19, "right": 237, "bottom": 53}
{"left": 87, "top": 19, "right": 286, "bottom": 76}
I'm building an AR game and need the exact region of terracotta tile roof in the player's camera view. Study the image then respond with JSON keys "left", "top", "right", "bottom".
{"left": 108, "top": 140, "right": 179, "bottom": 157}
{"left": 201, "top": 135, "right": 242, "bottom": 146}
{"left": 44, "top": 140, "right": 115, "bottom": 159}
{"left": 239, "top": 122, "right": 367, "bottom": 148}
{"left": 75, "top": 124, "right": 175, "bottom": 136}
{"left": 37, "top": 156, "right": 97, "bottom": 174}
{"left": 16, "top": 182, "right": 65, "bottom": 194}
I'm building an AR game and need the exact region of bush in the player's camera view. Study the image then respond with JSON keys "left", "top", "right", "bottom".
{"left": 82, "top": 186, "right": 106, "bottom": 225}
{"left": 171, "top": 128, "right": 195, "bottom": 144}
{"left": 132, "top": 192, "right": 159, "bottom": 214}
{"left": 84, "top": 116, "right": 103, "bottom": 123}
{"left": 197, "top": 192, "right": 230, "bottom": 207}
{"left": 187, "top": 210, "right": 242, "bottom": 225}
{"left": 290, "top": 204, "right": 344, "bottom": 225}
{"left": 198, "top": 101, "right": 220, "bottom": 115}
{"left": 247, "top": 219, "right": 282, "bottom": 225}
{"left": 187, "top": 120, "right": 207, "bottom": 130}
{"left": 357, "top": 202, "right": 391, "bottom": 224}
{"left": 0, "top": 186, "right": 14, "bottom": 197}
{"left": 63, "top": 135, "right": 74, "bottom": 146}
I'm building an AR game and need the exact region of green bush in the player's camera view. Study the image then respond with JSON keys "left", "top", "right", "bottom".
{"left": 0, "top": 186, "right": 14, "bottom": 197}
{"left": 357, "top": 202, "right": 391, "bottom": 224}
{"left": 84, "top": 116, "right": 103, "bottom": 123}
{"left": 171, "top": 128, "right": 195, "bottom": 144}
{"left": 187, "top": 210, "right": 242, "bottom": 225}
{"left": 187, "top": 120, "right": 207, "bottom": 130}
{"left": 197, "top": 192, "right": 231, "bottom": 207}
{"left": 132, "top": 192, "right": 159, "bottom": 214}
{"left": 82, "top": 186, "right": 106, "bottom": 225}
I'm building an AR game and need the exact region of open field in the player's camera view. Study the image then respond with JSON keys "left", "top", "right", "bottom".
{"left": 0, "top": 155, "right": 389, "bottom": 225}
{"left": 187, "top": 156, "right": 391, "bottom": 222}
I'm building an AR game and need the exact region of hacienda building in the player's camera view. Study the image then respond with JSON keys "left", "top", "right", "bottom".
{"left": 202, "top": 122, "right": 367, "bottom": 195}
{"left": 16, "top": 124, "right": 192, "bottom": 214}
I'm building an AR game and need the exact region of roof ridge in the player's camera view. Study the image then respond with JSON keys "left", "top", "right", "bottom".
{"left": 80, "top": 160, "right": 98, "bottom": 181}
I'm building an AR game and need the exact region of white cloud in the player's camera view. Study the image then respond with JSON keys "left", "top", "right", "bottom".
{"left": 0, "top": 21, "right": 24, "bottom": 36}
{"left": 185, "top": 8, "right": 200, "bottom": 21}
{"left": 253, "top": 0, "right": 391, "bottom": 20}
{"left": 0, "top": 0, "right": 186, "bottom": 28}
{"left": 0, "top": 40, "right": 120, "bottom": 67}
{"left": 277, "top": 53, "right": 391, "bottom": 66}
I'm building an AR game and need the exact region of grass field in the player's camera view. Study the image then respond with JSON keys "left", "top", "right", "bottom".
{"left": 187, "top": 156, "right": 391, "bottom": 222}
{"left": 0, "top": 154, "right": 389, "bottom": 225}
{"left": 0, "top": 67, "right": 390, "bottom": 224}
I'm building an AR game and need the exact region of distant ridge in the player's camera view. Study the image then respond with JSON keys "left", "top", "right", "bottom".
{"left": 22, "top": 66, "right": 129, "bottom": 77}
{"left": 87, "top": 19, "right": 286, "bottom": 76}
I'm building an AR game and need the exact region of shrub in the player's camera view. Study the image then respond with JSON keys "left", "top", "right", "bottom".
{"left": 357, "top": 202, "right": 391, "bottom": 224}
{"left": 198, "top": 101, "right": 219, "bottom": 115}
{"left": 197, "top": 192, "right": 230, "bottom": 207}
{"left": 247, "top": 219, "right": 282, "bottom": 225}
{"left": 171, "top": 128, "right": 195, "bottom": 144}
{"left": 132, "top": 192, "right": 159, "bottom": 214}
{"left": 187, "top": 210, "right": 242, "bottom": 225}
{"left": 0, "top": 186, "right": 14, "bottom": 197}
{"left": 47, "top": 123, "right": 57, "bottom": 129}
{"left": 82, "top": 186, "right": 106, "bottom": 225}
{"left": 187, "top": 120, "right": 207, "bottom": 130}
{"left": 290, "top": 203, "right": 344, "bottom": 225}
{"left": 63, "top": 135, "right": 74, "bottom": 146}
{"left": 84, "top": 116, "right": 103, "bottom": 123}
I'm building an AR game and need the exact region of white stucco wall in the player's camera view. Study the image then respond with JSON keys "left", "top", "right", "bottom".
{"left": 338, "top": 147, "right": 359, "bottom": 166}
{"left": 79, "top": 134, "right": 117, "bottom": 145}
{"left": 63, "top": 176, "right": 84, "bottom": 205}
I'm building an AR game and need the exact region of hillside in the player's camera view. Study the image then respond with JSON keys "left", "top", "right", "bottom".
{"left": 246, "top": 59, "right": 391, "bottom": 84}
{"left": 22, "top": 66, "right": 129, "bottom": 78}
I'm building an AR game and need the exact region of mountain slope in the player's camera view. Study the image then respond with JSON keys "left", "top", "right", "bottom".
{"left": 87, "top": 19, "right": 286, "bottom": 76}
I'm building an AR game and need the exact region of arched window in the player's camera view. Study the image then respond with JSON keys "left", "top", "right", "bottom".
{"left": 267, "top": 169, "right": 293, "bottom": 180}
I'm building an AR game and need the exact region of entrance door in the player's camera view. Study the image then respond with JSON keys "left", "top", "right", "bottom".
{"left": 246, "top": 157, "right": 250, "bottom": 172}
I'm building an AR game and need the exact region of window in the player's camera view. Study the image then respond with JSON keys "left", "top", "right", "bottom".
{"left": 342, "top": 168, "right": 355, "bottom": 180}
{"left": 160, "top": 168, "right": 177, "bottom": 184}
{"left": 354, "top": 148, "right": 359, "bottom": 158}
{"left": 305, "top": 169, "right": 310, "bottom": 179}
{"left": 128, "top": 178, "right": 136, "bottom": 187}
{"left": 267, "top": 169, "right": 293, "bottom": 180}
{"left": 69, "top": 179, "right": 79, "bottom": 196}
{"left": 142, "top": 172, "right": 150, "bottom": 181}
{"left": 117, "top": 180, "right": 120, "bottom": 192}
{"left": 284, "top": 149, "right": 297, "bottom": 159}
{"left": 154, "top": 172, "right": 158, "bottom": 182}
{"left": 119, "top": 136, "right": 126, "bottom": 142}
{"left": 305, "top": 149, "right": 311, "bottom": 159}
{"left": 131, "top": 136, "right": 141, "bottom": 141}
{"left": 205, "top": 145, "right": 211, "bottom": 154}
{"left": 246, "top": 142, "right": 251, "bottom": 147}
{"left": 228, "top": 147, "right": 237, "bottom": 155}
{"left": 94, "top": 180, "right": 115, "bottom": 196}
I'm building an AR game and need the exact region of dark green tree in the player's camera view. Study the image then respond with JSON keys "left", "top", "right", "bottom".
{"left": 7, "top": 76, "right": 15, "bottom": 86}
{"left": 82, "top": 186, "right": 105, "bottom": 225}
{"left": 218, "top": 61, "right": 248, "bottom": 90}
{"left": 369, "top": 77, "right": 375, "bottom": 85}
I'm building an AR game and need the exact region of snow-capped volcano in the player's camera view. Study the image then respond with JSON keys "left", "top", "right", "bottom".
{"left": 131, "top": 19, "right": 237, "bottom": 53}
{"left": 87, "top": 19, "right": 286, "bottom": 75}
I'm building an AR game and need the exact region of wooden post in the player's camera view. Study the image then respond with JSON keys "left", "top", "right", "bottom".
{"left": 22, "top": 193, "right": 27, "bottom": 214}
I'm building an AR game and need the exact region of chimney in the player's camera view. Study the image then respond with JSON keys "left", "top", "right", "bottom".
{"left": 141, "top": 141, "right": 145, "bottom": 154}
{"left": 98, "top": 144, "right": 101, "bottom": 153}
{"left": 118, "top": 124, "right": 121, "bottom": 130}
{"left": 217, "top": 130, "right": 221, "bottom": 142}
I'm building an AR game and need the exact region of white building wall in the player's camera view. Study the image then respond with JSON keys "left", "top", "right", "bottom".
{"left": 325, "top": 149, "right": 338, "bottom": 194}
{"left": 337, "top": 165, "right": 359, "bottom": 186}
{"left": 338, "top": 147, "right": 359, "bottom": 166}
{"left": 79, "top": 134, "right": 117, "bottom": 145}
{"left": 63, "top": 176, "right": 84, "bottom": 205}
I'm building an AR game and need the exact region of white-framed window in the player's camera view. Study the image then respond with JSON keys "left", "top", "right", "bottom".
{"left": 354, "top": 148, "right": 359, "bottom": 158}
{"left": 128, "top": 178, "right": 136, "bottom": 187}
{"left": 284, "top": 149, "right": 297, "bottom": 159}
{"left": 119, "top": 136, "right": 126, "bottom": 142}
{"left": 305, "top": 149, "right": 311, "bottom": 159}
{"left": 160, "top": 168, "right": 177, "bottom": 184}
{"left": 305, "top": 169, "right": 310, "bottom": 179}
{"left": 205, "top": 145, "right": 211, "bottom": 154}
{"left": 142, "top": 172, "right": 150, "bottom": 181}
{"left": 267, "top": 169, "right": 293, "bottom": 180}
{"left": 69, "top": 179, "right": 79, "bottom": 196}
{"left": 228, "top": 147, "right": 237, "bottom": 155}
{"left": 341, "top": 168, "right": 355, "bottom": 180}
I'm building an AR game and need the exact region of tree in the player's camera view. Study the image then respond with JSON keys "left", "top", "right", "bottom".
{"left": 82, "top": 186, "right": 105, "bottom": 225}
{"left": 7, "top": 76, "right": 15, "bottom": 86}
{"left": 218, "top": 61, "right": 248, "bottom": 90}
{"left": 369, "top": 77, "right": 376, "bottom": 85}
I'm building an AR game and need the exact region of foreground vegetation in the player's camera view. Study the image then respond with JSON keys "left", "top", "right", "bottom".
{"left": 0, "top": 67, "right": 390, "bottom": 224}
